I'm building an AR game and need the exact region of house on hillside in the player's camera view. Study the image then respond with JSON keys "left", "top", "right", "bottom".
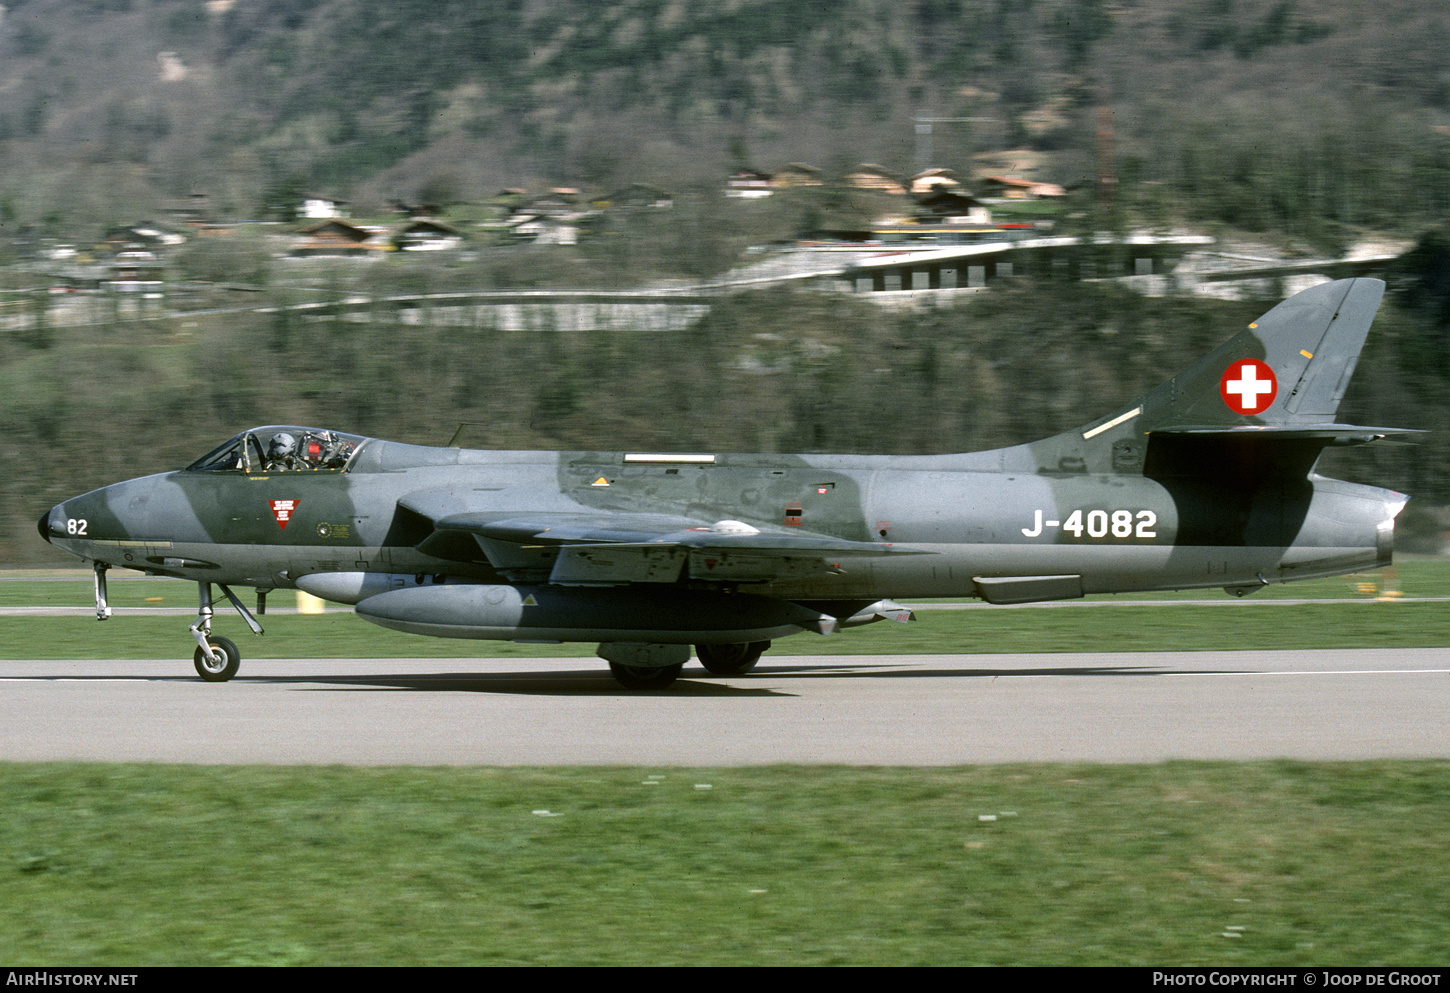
{"left": 726, "top": 169, "right": 774, "bottom": 198}
{"left": 772, "top": 163, "right": 824, "bottom": 188}
{"left": 477, "top": 188, "right": 528, "bottom": 226}
{"left": 913, "top": 190, "right": 992, "bottom": 225}
{"left": 108, "top": 254, "right": 165, "bottom": 289}
{"left": 979, "top": 175, "right": 1068, "bottom": 199}
{"left": 300, "top": 193, "right": 351, "bottom": 219}
{"left": 102, "top": 223, "right": 186, "bottom": 255}
{"left": 291, "top": 219, "right": 388, "bottom": 256}
{"left": 500, "top": 188, "right": 597, "bottom": 245}
{"left": 911, "top": 168, "right": 963, "bottom": 195}
{"left": 594, "top": 184, "right": 674, "bottom": 211}
{"left": 506, "top": 213, "right": 580, "bottom": 245}
{"left": 528, "top": 188, "right": 583, "bottom": 215}
{"left": 393, "top": 219, "right": 463, "bottom": 252}
{"left": 844, "top": 163, "right": 907, "bottom": 196}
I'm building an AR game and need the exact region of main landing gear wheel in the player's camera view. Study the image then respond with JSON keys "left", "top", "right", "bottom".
{"left": 193, "top": 636, "right": 240, "bottom": 682}
{"left": 607, "top": 661, "right": 683, "bottom": 690}
{"left": 695, "top": 641, "right": 770, "bottom": 676}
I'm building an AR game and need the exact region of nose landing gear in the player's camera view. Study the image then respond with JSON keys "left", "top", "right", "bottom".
{"left": 188, "top": 581, "right": 263, "bottom": 682}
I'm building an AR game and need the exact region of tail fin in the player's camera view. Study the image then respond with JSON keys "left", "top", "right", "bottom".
{"left": 1060, "top": 278, "right": 1417, "bottom": 478}
{"left": 1145, "top": 276, "right": 1384, "bottom": 429}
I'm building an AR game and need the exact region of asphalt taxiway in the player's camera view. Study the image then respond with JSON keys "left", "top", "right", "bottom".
{"left": 2, "top": 648, "right": 1446, "bottom": 765}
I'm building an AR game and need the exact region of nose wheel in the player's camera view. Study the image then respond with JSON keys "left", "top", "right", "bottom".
{"left": 194, "top": 636, "right": 241, "bottom": 682}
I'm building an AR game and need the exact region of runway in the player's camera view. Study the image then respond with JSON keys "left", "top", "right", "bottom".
{"left": 2, "top": 648, "right": 1447, "bottom": 765}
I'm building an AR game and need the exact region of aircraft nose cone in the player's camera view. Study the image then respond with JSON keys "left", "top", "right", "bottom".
{"left": 38, "top": 505, "right": 73, "bottom": 545}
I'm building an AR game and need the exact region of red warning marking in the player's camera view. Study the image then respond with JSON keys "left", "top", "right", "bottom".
{"left": 269, "top": 499, "right": 300, "bottom": 529}
{"left": 1220, "top": 359, "right": 1277, "bottom": 415}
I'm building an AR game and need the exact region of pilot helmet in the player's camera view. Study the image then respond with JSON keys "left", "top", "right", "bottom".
{"left": 267, "top": 432, "right": 297, "bottom": 459}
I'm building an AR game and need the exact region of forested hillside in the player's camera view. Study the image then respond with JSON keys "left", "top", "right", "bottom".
{"left": 0, "top": 0, "right": 1447, "bottom": 246}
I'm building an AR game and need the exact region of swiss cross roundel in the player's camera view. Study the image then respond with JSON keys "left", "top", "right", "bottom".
{"left": 1219, "top": 358, "right": 1278, "bottom": 415}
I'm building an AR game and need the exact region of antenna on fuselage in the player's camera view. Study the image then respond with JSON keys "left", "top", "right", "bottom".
{"left": 446, "top": 422, "right": 489, "bottom": 447}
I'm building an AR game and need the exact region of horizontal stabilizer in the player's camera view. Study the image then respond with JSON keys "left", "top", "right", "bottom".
{"left": 1153, "top": 424, "right": 1424, "bottom": 445}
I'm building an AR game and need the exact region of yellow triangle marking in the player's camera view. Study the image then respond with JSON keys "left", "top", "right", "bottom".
{"left": 592, "top": 477, "right": 610, "bottom": 486}
{"left": 522, "top": 594, "right": 538, "bottom": 606}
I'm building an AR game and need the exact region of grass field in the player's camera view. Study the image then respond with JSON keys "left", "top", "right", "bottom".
{"left": 1, "top": 565, "right": 1448, "bottom": 966}
{"left": 2, "top": 762, "right": 1448, "bottom": 966}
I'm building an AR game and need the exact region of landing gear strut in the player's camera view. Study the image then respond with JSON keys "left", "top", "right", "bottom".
{"left": 188, "top": 581, "right": 263, "bottom": 682}
{"left": 93, "top": 562, "right": 111, "bottom": 620}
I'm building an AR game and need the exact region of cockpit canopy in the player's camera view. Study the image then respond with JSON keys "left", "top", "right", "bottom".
{"left": 187, "top": 426, "right": 368, "bottom": 474}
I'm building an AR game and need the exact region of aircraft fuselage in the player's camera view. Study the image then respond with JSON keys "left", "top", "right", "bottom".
{"left": 43, "top": 440, "right": 1399, "bottom": 604}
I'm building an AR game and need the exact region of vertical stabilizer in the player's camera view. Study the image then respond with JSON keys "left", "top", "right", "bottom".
{"left": 1142, "top": 277, "right": 1384, "bottom": 430}
{"left": 1044, "top": 279, "right": 1403, "bottom": 477}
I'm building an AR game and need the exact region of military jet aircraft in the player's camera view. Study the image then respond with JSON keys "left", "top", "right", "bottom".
{"left": 40, "top": 277, "right": 1414, "bottom": 688}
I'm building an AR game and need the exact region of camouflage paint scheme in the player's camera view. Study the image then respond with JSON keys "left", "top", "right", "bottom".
{"left": 41, "top": 278, "right": 1413, "bottom": 688}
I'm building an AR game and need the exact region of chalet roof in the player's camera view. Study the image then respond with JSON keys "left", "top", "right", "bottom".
{"left": 103, "top": 223, "right": 187, "bottom": 248}
{"left": 981, "top": 176, "right": 1068, "bottom": 197}
{"left": 911, "top": 169, "right": 963, "bottom": 194}
{"left": 916, "top": 189, "right": 986, "bottom": 207}
{"left": 983, "top": 175, "right": 1034, "bottom": 188}
{"left": 296, "top": 219, "right": 372, "bottom": 241}
{"left": 844, "top": 163, "right": 907, "bottom": 194}
{"left": 397, "top": 219, "right": 460, "bottom": 235}
{"left": 773, "top": 163, "right": 824, "bottom": 186}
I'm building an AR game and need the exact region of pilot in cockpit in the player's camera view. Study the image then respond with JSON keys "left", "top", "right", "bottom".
{"left": 265, "top": 432, "right": 299, "bottom": 471}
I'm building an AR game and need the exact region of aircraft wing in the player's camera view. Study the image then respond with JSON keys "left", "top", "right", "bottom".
{"left": 418, "top": 509, "right": 925, "bottom": 584}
